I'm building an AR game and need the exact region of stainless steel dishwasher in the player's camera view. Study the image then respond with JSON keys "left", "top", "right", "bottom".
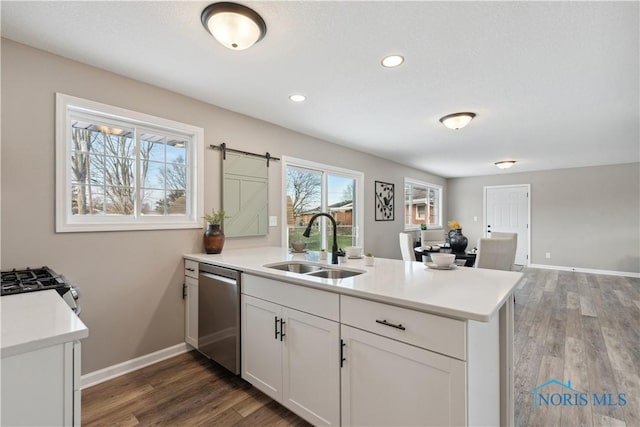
{"left": 198, "top": 263, "right": 241, "bottom": 374}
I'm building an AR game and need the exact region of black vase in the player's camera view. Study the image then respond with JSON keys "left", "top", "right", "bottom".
{"left": 204, "top": 223, "right": 225, "bottom": 254}
{"left": 449, "top": 229, "right": 468, "bottom": 253}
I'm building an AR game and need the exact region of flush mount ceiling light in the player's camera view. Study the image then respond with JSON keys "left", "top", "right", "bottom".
{"left": 494, "top": 160, "right": 517, "bottom": 169}
{"left": 201, "top": 2, "right": 267, "bottom": 50}
{"left": 439, "top": 112, "right": 476, "bottom": 130}
{"left": 289, "top": 94, "right": 307, "bottom": 103}
{"left": 381, "top": 55, "right": 404, "bottom": 68}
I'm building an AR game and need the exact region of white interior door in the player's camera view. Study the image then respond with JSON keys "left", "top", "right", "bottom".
{"left": 484, "top": 185, "right": 530, "bottom": 265}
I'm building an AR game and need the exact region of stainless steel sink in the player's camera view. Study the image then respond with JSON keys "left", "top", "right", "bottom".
{"left": 305, "top": 269, "right": 362, "bottom": 279}
{"left": 266, "top": 262, "right": 325, "bottom": 274}
{"left": 264, "top": 261, "right": 364, "bottom": 279}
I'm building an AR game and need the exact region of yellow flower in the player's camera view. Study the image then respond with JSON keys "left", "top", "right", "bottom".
{"left": 448, "top": 220, "right": 462, "bottom": 229}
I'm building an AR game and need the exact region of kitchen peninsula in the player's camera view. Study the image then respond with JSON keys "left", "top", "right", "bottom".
{"left": 185, "top": 247, "right": 522, "bottom": 426}
{"left": 1, "top": 290, "right": 88, "bottom": 426}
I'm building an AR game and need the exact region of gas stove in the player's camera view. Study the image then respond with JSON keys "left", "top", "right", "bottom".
{"left": 1, "top": 266, "right": 80, "bottom": 314}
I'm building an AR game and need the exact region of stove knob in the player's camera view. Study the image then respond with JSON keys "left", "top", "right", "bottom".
{"left": 69, "top": 287, "right": 79, "bottom": 300}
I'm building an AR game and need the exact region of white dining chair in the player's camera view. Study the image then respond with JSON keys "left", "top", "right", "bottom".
{"left": 490, "top": 232, "right": 518, "bottom": 269}
{"left": 420, "top": 229, "right": 445, "bottom": 248}
{"left": 484, "top": 231, "right": 518, "bottom": 304}
{"left": 490, "top": 231, "right": 517, "bottom": 241}
{"left": 399, "top": 232, "right": 415, "bottom": 261}
{"left": 475, "top": 237, "right": 517, "bottom": 271}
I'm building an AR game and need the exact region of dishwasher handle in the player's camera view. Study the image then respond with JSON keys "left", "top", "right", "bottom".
{"left": 199, "top": 271, "right": 238, "bottom": 286}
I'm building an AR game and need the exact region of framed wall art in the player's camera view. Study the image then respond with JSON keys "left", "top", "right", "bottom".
{"left": 374, "top": 181, "right": 394, "bottom": 221}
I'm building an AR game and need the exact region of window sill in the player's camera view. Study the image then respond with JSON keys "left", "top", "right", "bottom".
{"left": 56, "top": 221, "right": 203, "bottom": 233}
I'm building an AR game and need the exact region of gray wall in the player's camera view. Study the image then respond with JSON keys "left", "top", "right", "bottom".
{"left": 447, "top": 163, "right": 640, "bottom": 273}
{"left": 1, "top": 39, "right": 443, "bottom": 373}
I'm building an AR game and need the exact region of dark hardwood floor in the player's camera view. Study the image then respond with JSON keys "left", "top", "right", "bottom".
{"left": 83, "top": 268, "right": 640, "bottom": 426}
{"left": 82, "top": 350, "right": 312, "bottom": 426}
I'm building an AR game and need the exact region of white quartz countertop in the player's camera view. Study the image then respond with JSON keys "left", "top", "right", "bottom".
{"left": 1, "top": 290, "right": 89, "bottom": 358}
{"left": 185, "top": 247, "right": 523, "bottom": 322}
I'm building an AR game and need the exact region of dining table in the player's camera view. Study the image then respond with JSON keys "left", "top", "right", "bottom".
{"left": 414, "top": 246, "right": 477, "bottom": 267}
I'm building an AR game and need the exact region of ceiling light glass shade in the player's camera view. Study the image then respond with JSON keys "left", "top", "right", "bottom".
{"left": 439, "top": 112, "right": 476, "bottom": 130}
{"left": 381, "top": 55, "right": 404, "bottom": 68}
{"left": 289, "top": 94, "right": 306, "bottom": 102}
{"left": 494, "top": 160, "right": 517, "bottom": 169}
{"left": 201, "top": 2, "right": 267, "bottom": 50}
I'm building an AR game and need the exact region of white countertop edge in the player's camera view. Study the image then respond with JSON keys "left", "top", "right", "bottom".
{"left": 185, "top": 248, "right": 523, "bottom": 322}
{"left": 224, "top": 267, "right": 515, "bottom": 322}
{"left": 1, "top": 328, "right": 89, "bottom": 359}
{"left": 1, "top": 291, "right": 89, "bottom": 358}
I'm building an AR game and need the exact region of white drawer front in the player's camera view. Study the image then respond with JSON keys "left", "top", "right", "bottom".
{"left": 341, "top": 295, "right": 466, "bottom": 360}
{"left": 243, "top": 274, "right": 339, "bottom": 321}
{"left": 184, "top": 259, "right": 198, "bottom": 278}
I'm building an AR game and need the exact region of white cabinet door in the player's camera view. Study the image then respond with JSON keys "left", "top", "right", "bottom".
{"left": 241, "top": 294, "right": 283, "bottom": 401}
{"left": 282, "top": 307, "right": 340, "bottom": 426}
{"left": 341, "top": 325, "right": 467, "bottom": 427}
{"left": 185, "top": 276, "right": 198, "bottom": 348}
{"left": 2, "top": 344, "right": 67, "bottom": 426}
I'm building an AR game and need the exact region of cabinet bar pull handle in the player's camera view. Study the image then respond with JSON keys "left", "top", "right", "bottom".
{"left": 375, "top": 319, "right": 406, "bottom": 330}
{"left": 279, "top": 319, "right": 286, "bottom": 341}
{"left": 275, "top": 316, "right": 280, "bottom": 339}
{"left": 340, "top": 339, "right": 346, "bottom": 367}
{"left": 186, "top": 267, "right": 195, "bottom": 271}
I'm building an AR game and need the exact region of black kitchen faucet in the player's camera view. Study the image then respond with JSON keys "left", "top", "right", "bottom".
{"left": 302, "top": 213, "right": 339, "bottom": 264}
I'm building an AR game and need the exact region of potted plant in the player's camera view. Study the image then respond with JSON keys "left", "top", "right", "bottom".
{"left": 365, "top": 252, "right": 375, "bottom": 266}
{"left": 203, "top": 210, "right": 225, "bottom": 254}
{"left": 290, "top": 215, "right": 307, "bottom": 252}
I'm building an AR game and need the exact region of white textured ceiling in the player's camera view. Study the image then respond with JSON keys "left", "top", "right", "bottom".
{"left": 2, "top": 1, "right": 638, "bottom": 178}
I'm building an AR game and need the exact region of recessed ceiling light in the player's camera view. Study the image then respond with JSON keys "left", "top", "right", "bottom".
{"left": 381, "top": 55, "right": 404, "bottom": 68}
{"left": 494, "top": 160, "right": 517, "bottom": 169}
{"left": 439, "top": 112, "right": 476, "bottom": 130}
{"left": 289, "top": 94, "right": 306, "bottom": 103}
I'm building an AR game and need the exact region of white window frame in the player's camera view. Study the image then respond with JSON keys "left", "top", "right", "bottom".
{"left": 55, "top": 93, "right": 204, "bottom": 232}
{"left": 281, "top": 156, "right": 364, "bottom": 249}
{"left": 404, "top": 177, "right": 443, "bottom": 230}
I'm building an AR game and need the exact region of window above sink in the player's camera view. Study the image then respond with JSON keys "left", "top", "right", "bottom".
{"left": 283, "top": 156, "right": 364, "bottom": 252}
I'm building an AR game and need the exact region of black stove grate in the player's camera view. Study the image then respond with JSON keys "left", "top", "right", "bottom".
{"left": 0, "top": 267, "right": 68, "bottom": 296}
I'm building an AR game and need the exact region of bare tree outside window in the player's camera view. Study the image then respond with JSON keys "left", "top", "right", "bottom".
{"left": 286, "top": 168, "right": 321, "bottom": 244}
{"left": 71, "top": 123, "right": 156, "bottom": 216}
{"left": 287, "top": 168, "right": 321, "bottom": 224}
{"left": 71, "top": 127, "right": 93, "bottom": 215}
{"left": 153, "top": 154, "right": 187, "bottom": 214}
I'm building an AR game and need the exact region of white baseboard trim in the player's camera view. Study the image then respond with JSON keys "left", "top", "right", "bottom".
{"left": 81, "top": 342, "right": 192, "bottom": 389}
{"left": 529, "top": 263, "right": 640, "bottom": 278}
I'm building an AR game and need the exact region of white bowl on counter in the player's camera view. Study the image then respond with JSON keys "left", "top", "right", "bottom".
{"left": 345, "top": 246, "right": 364, "bottom": 258}
{"left": 430, "top": 253, "right": 456, "bottom": 267}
